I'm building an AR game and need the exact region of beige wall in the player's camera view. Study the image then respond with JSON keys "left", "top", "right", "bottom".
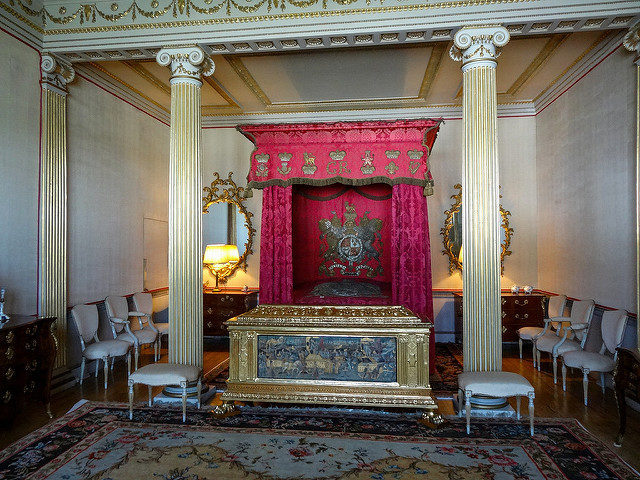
{"left": 201, "top": 127, "right": 262, "bottom": 289}
{"left": 0, "top": 32, "right": 41, "bottom": 314}
{"left": 536, "top": 47, "right": 636, "bottom": 313}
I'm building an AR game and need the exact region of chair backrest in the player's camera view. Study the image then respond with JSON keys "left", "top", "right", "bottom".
{"left": 547, "top": 294, "right": 567, "bottom": 318}
{"left": 104, "top": 295, "right": 129, "bottom": 333}
{"left": 71, "top": 304, "right": 99, "bottom": 344}
{"left": 132, "top": 292, "right": 153, "bottom": 316}
{"left": 601, "top": 309, "right": 628, "bottom": 354}
{"left": 569, "top": 299, "right": 595, "bottom": 345}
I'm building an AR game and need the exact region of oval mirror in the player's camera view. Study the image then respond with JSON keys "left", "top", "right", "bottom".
{"left": 441, "top": 183, "right": 513, "bottom": 274}
{"left": 202, "top": 172, "right": 255, "bottom": 283}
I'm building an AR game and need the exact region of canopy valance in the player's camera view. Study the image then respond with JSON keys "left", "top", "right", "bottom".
{"left": 238, "top": 119, "right": 442, "bottom": 195}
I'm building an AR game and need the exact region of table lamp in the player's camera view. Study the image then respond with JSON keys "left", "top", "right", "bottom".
{"left": 204, "top": 244, "right": 240, "bottom": 291}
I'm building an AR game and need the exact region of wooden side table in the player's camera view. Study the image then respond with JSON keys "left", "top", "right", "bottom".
{"left": 614, "top": 347, "right": 640, "bottom": 447}
{"left": 203, "top": 288, "right": 258, "bottom": 337}
{"left": 0, "top": 315, "right": 57, "bottom": 425}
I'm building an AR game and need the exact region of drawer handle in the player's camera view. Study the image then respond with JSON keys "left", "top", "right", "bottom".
{"left": 5, "top": 347, "right": 13, "bottom": 360}
{"left": 206, "top": 322, "right": 212, "bottom": 328}
{"left": 502, "top": 312, "right": 506, "bottom": 319}
{"left": 5, "top": 367, "right": 14, "bottom": 381}
{"left": 514, "top": 299, "right": 529, "bottom": 306}
{"left": 514, "top": 313, "right": 529, "bottom": 320}
{"left": 221, "top": 296, "right": 233, "bottom": 303}
{"left": 206, "top": 308, "right": 213, "bottom": 315}
{"left": 25, "top": 340, "right": 37, "bottom": 351}
{"left": 2, "top": 391, "right": 11, "bottom": 403}
{"left": 5, "top": 331, "right": 14, "bottom": 344}
{"left": 25, "top": 360, "right": 39, "bottom": 372}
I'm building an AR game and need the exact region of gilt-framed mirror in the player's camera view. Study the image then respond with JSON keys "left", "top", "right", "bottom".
{"left": 202, "top": 172, "right": 255, "bottom": 283}
{"left": 441, "top": 183, "right": 513, "bottom": 274}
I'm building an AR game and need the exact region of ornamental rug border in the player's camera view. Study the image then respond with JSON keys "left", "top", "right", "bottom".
{"left": 0, "top": 401, "right": 638, "bottom": 480}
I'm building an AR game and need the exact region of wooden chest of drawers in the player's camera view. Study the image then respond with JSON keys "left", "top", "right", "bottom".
{"left": 0, "top": 315, "right": 56, "bottom": 425}
{"left": 453, "top": 293, "right": 545, "bottom": 343}
{"left": 203, "top": 289, "right": 258, "bottom": 337}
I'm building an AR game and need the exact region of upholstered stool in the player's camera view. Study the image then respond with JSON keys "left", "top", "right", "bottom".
{"left": 128, "top": 363, "right": 202, "bottom": 422}
{"left": 458, "top": 371, "right": 535, "bottom": 436}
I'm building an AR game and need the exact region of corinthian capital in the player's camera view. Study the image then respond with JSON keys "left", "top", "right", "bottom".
{"left": 41, "top": 54, "right": 75, "bottom": 96}
{"left": 156, "top": 46, "right": 215, "bottom": 85}
{"left": 623, "top": 23, "right": 640, "bottom": 66}
{"left": 450, "top": 25, "right": 510, "bottom": 71}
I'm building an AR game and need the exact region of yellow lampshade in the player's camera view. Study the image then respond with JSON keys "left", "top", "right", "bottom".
{"left": 204, "top": 244, "right": 239, "bottom": 266}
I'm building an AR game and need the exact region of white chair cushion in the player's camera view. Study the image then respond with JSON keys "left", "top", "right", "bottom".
{"left": 554, "top": 339, "right": 581, "bottom": 355}
{"left": 458, "top": 372, "right": 534, "bottom": 397}
{"left": 562, "top": 351, "right": 616, "bottom": 372}
{"left": 129, "top": 363, "right": 201, "bottom": 386}
{"left": 117, "top": 328, "right": 157, "bottom": 345}
{"left": 534, "top": 334, "right": 561, "bottom": 353}
{"left": 83, "top": 340, "right": 130, "bottom": 360}
{"left": 517, "top": 326, "right": 543, "bottom": 340}
{"left": 155, "top": 323, "right": 169, "bottom": 334}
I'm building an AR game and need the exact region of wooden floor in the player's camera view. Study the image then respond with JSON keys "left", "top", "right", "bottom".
{"left": 2, "top": 342, "right": 639, "bottom": 472}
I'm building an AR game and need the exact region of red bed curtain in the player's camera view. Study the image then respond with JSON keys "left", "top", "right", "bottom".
{"left": 258, "top": 185, "right": 293, "bottom": 304}
{"left": 391, "top": 184, "right": 435, "bottom": 370}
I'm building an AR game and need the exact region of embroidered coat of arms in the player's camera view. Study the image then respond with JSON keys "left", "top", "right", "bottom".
{"left": 318, "top": 202, "right": 383, "bottom": 277}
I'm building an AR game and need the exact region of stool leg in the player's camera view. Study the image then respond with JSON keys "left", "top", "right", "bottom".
{"left": 103, "top": 357, "right": 109, "bottom": 390}
{"left": 128, "top": 381, "right": 134, "bottom": 420}
{"left": 583, "top": 369, "right": 590, "bottom": 406}
{"left": 518, "top": 338, "right": 523, "bottom": 359}
{"left": 465, "top": 389, "right": 471, "bottom": 434}
{"left": 600, "top": 372, "right": 606, "bottom": 395}
{"left": 197, "top": 378, "right": 202, "bottom": 409}
{"left": 181, "top": 381, "right": 187, "bottom": 423}
{"left": 458, "top": 389, "right": 463, "bottom": 418}
{"left": 516, "top": 396, "right": 521, "bottom": 420}
{"left": 562, "top": 362, "right": 567, "bottom": 391}
{"left": 95, "top": 358, "right": 100, "bottom": 377}
{"left": 148, "top": 385, "right": 153, "bottom": 407}
{"left": 528, "top": 393, "right": 535, "bottom": 436}
{"left": 110, "top": 357, "right": 115, "bottom": 370}
{"left": 79, "top": 358, "right": 85, "bottom": 386}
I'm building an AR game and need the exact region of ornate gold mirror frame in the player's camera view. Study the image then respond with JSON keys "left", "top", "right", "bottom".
{"left": 202, "top": 172, "right": 256, "bottom": 283}
{"left": 440, "top": 183, "right": 513, "bottom": 274}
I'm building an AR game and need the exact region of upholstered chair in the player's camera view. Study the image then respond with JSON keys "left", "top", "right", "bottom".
{"left": 562, "top": 309, "right": 628, "bottom": 406}
{"left": 534, "top": 298, "right": 595, "bottom": 384}
{"left": 105, "top": 295, "right": 158, "bottom": 370}
{"left": 132, "top": 291, "right": 167, "bottom": 359}
{"left": 71, "top": 304, "right": 131, "bottom": 390}
{"left": 517, "top": 294, "right": 567, "bottom": 366}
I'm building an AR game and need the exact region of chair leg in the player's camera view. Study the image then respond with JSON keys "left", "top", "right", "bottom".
{"left": 582, "top": 369, "right": 590, "bottom": 406}
{"left": 465, "top": 389, "right": 471, "bottom": 434}
{"left": 128, "top": 381, "right": 134, "bottom": 420}
{"left": 181, "top": 381, "right": 187, "bottom": 423}
{"left": 148, "top": 385, "right": 153, "bottom": 407}
{"left": 127, "top": 352, "right": 131, "bottom": 377}
{"left": 155, "top": 340, "right": 159, "bottom": 361}
{"left": 518, "top": 338, "right": 523, "bottom": 359}
{"left": 536, "top": 349, "right": 541, "bottom": 371}
{"left": 532, "top": 344, "right": 537, "bottom": 368}
{"left": 600, "top": 372, "right": 606, "bottom": 395}
{"left": 79, "top": 358, "right": 85, "bottom": 386}
{"left": 103, "top": 357, "right": 109, "bottom": 390}
{"left": 562, "top": 363, "right": 567, "bottom": 391}
{"left": 458, "top": 389, "right": 463, "bottom": 418}
{"left": 197, "top": 378, "right": 202, "bottom": 409}
{"left": 95, "top": 358, "right": 100, "bottom": 377}
{"left": 552, "top": 355, "right": 558, "bottom": 384}
{"left": 134, "top": 347, "right": 139, "bottom": 371}
{"left": 528, "top": 393, "right": 535, "bottom": 436}
{"left": 111, "top": 357, "right": 115, "bottom": 370}
{"left": 516, "top": 396, "right": 521, "bottom": 420}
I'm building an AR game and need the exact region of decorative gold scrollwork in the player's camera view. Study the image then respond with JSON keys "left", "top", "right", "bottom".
{"left": 202, "top": 172, "right": 255, "bottom": 284}
{"left": 23, "top": 381, "right": 36, "bottom": 394}
{"left": 502, "top": 326, "right": 507, "bottom": 333}
{"left": 2, "top": 391, "right": 11, "bottom": 403}
{"left": 5, "top": 347, "right": 14, "bottom": 360}
{"left": 5, "top": 332, "right": 14, "bottom": 344}
{"left": 440, "top": 184, "right": 513, "bottom": 275}
{"left": 5, "top": 367, "right": 15, "bottom": 381}
{"left": 514, "top": 299, "right": 528, "bottom": 306}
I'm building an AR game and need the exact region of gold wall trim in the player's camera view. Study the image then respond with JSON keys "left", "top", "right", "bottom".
{"left": 506, "top": 33, "right": 569, "bottom": 95}
{"left": 123, "top": 60, "right": 171, "bottom": 95}
{"left": 225, "top": 56, "right": 272, "bottom": 106}
{"left": 202, "top": 74, "right": 241, "bottom": 108}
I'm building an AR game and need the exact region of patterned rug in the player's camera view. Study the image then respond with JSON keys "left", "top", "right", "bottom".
{"left": 1, "top": 402, "right": 637, "bottom": 480}
{"left": 209, "top": 343, "right": 464, "bottom": 397}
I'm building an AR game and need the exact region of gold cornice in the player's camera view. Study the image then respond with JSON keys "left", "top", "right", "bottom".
{"left": 0, "top": 3, "right": 44, "bottom": 34}
{"left": 225, "top": 56, "right": 272, "bottom": 106}
{"left": 419, "top": 42, "right": 447, "bottom": 99}
{"left": 122, "top": 60, "right": 171, "bottom": 95}
{"left": 506, "top": 33, "right": 569, "bottom": 95}
{"left": 533, "top": 30, "right": 611, "bottom": 103}
{"left": 32, "top": 0, "right": 536, "bottom": 35}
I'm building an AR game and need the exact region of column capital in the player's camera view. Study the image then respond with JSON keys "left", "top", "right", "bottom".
{"left": 41, "top": 54, "right": 75, "bottom": 96}
{"left": 450, "top": 25, "right": 510, "bottom": 71}
{"left": 623, "top": 23, "right": 640, "bottom": 66}
{"left": 156, "top": 46, "right": 215, "bottom": 85}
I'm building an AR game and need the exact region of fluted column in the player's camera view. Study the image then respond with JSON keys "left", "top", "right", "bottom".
{"left": 450, "top": 26, "right": 510, "bottom": 372}
{"left": 623, "top": 24, "right": 640, "bottom": 351}
{"left": 157, "top": 46, "right": 214, "bottom": 368}
{"left": 39, "top": 54, "right": 75, "bottom": 368}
